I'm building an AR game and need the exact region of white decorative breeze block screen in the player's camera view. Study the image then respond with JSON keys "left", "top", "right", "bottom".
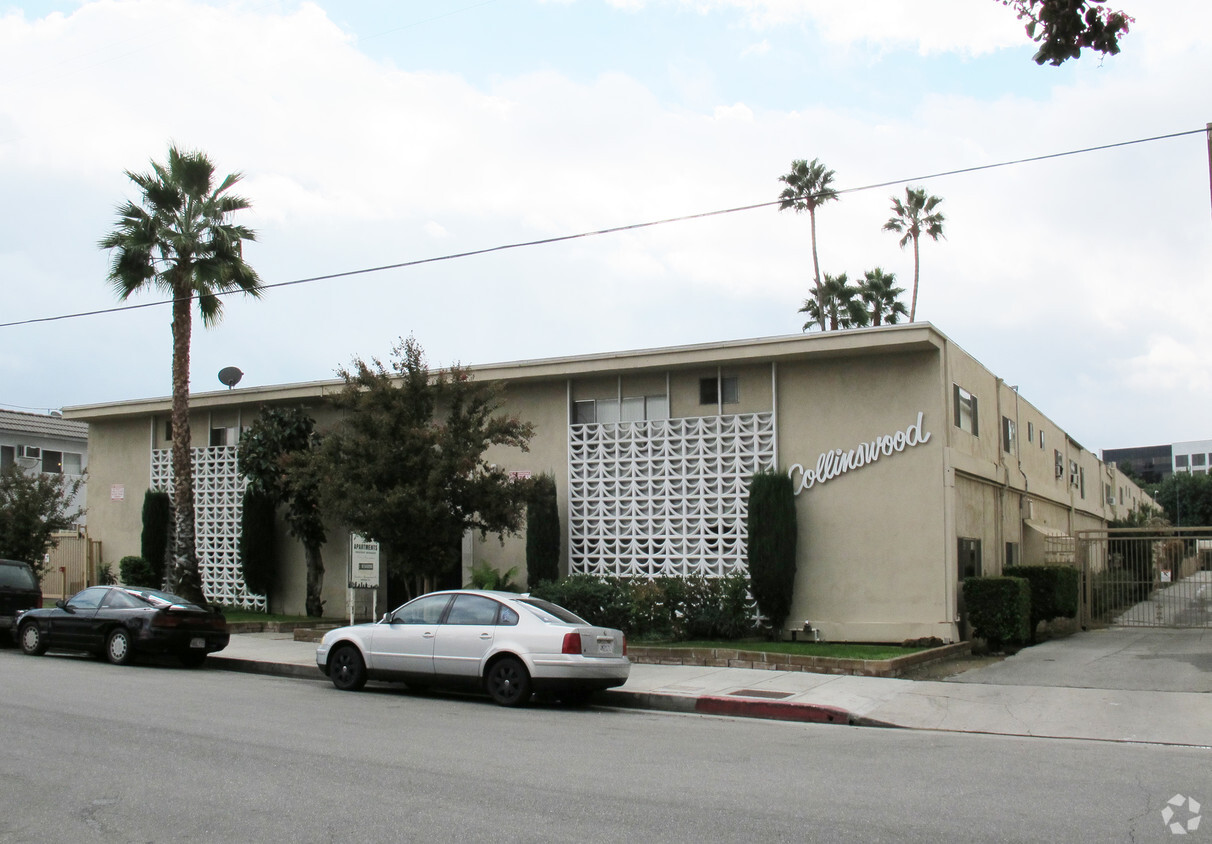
{"left": 568, "top": 412, "right": 776, "bottom": 578}
{"left": 151, "top": 446, "right": 266, "bottom": 610}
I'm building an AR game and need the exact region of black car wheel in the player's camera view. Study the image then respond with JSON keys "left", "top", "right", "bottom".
{"left": 178, "top": 650, "right": 207, "bottom": 668}
{"left": 330, "top": 645, "right": 367, "bottom": 691}
{"left": 105, "top": 628, "right": 135, "bottom": 666}
{"left": 485, "top": 657, "right": 531, "bottom": 707}
{"left": 19, "top": 621, "right": 47, "bottom": 656}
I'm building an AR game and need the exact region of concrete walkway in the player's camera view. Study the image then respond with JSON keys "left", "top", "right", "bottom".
{"left": 209, "top": 628, "right": 1212, "bottom": 746}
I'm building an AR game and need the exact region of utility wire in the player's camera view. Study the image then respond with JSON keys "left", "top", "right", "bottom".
{"left": 1, "top": 126, "right": 1204, "bottom": 331}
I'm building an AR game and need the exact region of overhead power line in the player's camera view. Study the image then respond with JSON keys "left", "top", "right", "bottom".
{"left": 1, "top": 126, "right": 1205, "bottom": 331}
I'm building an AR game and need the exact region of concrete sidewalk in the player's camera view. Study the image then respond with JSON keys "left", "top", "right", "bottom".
{"left": 209, "top": 629, "right": 1212, "bottom": 746}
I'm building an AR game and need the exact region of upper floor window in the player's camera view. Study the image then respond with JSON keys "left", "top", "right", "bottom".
{"left": 1176, "top": 454, "right": 1189, "bottom": 469}
{"left": 1001, "top": 417, "right": 1016, "bottom": 454}
{"left": 1194, "top": 454, "right": 1207, "bottom": 467}
{"left": 953, "top": 385, "right": 978, "bottom": 436}
{"left": 573, "top": 395, "right": 669, "bottom": 425}
{"left": 210, "top": 427, "right": 237, "bottom": 447}
{"left": 699, "top": 376, "right": 738, "bottom": 406}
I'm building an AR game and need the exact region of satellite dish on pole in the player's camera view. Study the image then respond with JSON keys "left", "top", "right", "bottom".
{"left": 218, "top": 367, "right": 244, "bottom": 389}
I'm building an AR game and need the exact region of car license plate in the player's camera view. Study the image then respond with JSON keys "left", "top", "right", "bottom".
{"left": 598, "top": 641, "right": 614, "bottom": 654}
{"left": 190, "top": 637, "right": 206, "bottom": 649}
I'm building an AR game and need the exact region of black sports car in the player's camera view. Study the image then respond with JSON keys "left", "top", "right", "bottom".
{"left": 16, "top": 585, "right": 229, "bottom": 667}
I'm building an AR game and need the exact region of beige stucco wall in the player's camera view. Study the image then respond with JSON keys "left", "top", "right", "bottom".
{"left": 84, "top": 416, "right": 153, "bottom": 572}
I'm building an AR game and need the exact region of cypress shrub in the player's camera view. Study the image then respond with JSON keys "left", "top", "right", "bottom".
{"left": 239, "top": 489, "right": 277, "bottom": 597}
{"left": 140, "top": 490, "right": 171, "bottom": 584}
{"left": 963, "top": 576, "right": 1031, "bottom": 651}
{"left": 745, "top": 470, "right": 798, "bottom": 636}
{"left": 1004, "top": 564, "right": 1079, "bottom": 633}
{"left": 118, "top": 555, "right": 157, "bottom": 588}
{"left": 525, "top": 473, "right": 560, "bottom": 586}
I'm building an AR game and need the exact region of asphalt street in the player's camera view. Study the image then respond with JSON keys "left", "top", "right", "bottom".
{"left": 2, "top": 649, "right": 1209, "bottom": 843}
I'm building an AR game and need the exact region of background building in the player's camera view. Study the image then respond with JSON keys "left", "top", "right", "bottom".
{"left": 66, "top": 324, "right": 1147, "bottom": 642}
{"left": 0, "top": 408, "right": 88, "bottom": 526}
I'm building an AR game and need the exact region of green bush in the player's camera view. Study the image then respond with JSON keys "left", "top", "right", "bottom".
{"left": 96, "top": 561, "right": 116, "bottom": 586}
{"left": 962, "top": 576, "right": 1030, "bottom": 651}
{"left": 1004, "top": 565, "right": 1079, "bottom": 633}
{"left": 524, "top": 474, "right": 560, "bottom": 586}
{"left": 140, "top": 490, "right": 172, "bottom": 585}
{"left": 530, "top": 573, "right": 755, "bottom": 640}
{"left": 119, "top": 555, "right": 158, "bottom": 588}
{"left": 745, "top": 471, "right": 798, "bottom": 636}
{"left": 239, "top": 489, "right": 277, "bottom": 596}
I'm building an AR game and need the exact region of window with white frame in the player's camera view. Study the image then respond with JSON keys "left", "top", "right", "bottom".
{"left": 1002, "top": 417, "right": 1016, "bottom": 454}
{"left": 699, "top": 376, "right": 739, "bottom": 406}
{"left": 573, "top": 395, "right": 669, "bottom": 425}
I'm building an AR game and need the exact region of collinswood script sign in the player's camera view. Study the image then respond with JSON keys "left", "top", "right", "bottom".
{"left": 788, "top": 412, "right": 931, "bottom": 495}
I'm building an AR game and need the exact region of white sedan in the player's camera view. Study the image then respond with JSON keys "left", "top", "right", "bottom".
{"left": 316, "top": 590, "right": 630, "bottom": 706}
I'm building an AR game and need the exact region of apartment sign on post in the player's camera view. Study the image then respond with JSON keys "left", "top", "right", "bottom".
{"left": 788, "top": 412, "right": 932, "bottom": 495}
{"left": 348, "top": 534, "right": 380, "bottom": 588}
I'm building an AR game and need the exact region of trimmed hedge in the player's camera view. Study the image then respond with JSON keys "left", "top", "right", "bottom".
{"left": 745, "top": 471, "right": 798, "bottom": 635}
{"left": 524, "top": 474, "right": 560, "bottom": 586}
{"left": 239, "top": 489, "right": 277, "bottom": 597}
{"left": 140, "top": 490, "right": 172, "bottom": 585}
{"left": 962, "top": 576, "right": 1030, "bottom": 650}
{"left": 119, "top": 555, "right": 158, "bottom": 588}
{"left": 1003, "top": 565, "right": 1079, "bottom": 633}
{"left": 530, "top": 573, "right": 754, "bottom": 640}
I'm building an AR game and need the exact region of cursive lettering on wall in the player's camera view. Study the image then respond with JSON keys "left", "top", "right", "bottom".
{"left": 788, "top": 412, "right": 931, "bottom": 495}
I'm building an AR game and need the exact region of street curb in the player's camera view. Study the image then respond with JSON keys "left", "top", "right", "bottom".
{"left": 208, "top": 656, "right": 319, "bottom": 680}
{"left": 695, "top": 696, "right": 852, "bottom": 724}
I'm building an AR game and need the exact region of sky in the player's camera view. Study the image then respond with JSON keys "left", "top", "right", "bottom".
{"left": 0, "top": 0, "right": 1208, "bottom": 456}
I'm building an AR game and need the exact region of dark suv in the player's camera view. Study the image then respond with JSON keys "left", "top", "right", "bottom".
{"left": 0, "top": 559, "right": 42, "bottom": 645}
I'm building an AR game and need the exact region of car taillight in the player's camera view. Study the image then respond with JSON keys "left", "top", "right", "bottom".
{"left": 151, "top": 612, "right": 181, "bottom": 628}
{"left": 561, "top": 631, "right": 581, "bottom": 655}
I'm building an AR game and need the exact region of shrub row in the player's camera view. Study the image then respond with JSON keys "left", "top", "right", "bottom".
{"left": 529, "top": 573, "right": 754, "bottom": 641}
{"left": 963, "top": 576, "right": 1031, "bottom": 650}
{"left": 1003, "top": 565, "right": 1080, "bottom": 632}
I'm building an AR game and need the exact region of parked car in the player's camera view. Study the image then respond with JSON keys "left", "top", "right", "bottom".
{"left": 16, "top": 585, "right": 229, "bottom": 667}
{"left": 1, "top": 558, "right": 42, "bottom": 645}
{"left": 316, "top": 589, "right": 630, "bottom": 706}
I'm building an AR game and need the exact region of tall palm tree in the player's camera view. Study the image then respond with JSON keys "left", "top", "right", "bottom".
{"left": 799, "top": 272, "right": 866, "bottom": 331}
{"left": 100, "top": 145, "right": 262, "bottom": 605}
{"left": 882, "top": 186, "right": 945, "bottom": 322}
{"left": 779, "top": 158, "right": 839, "bottom": 330}
{"left": 859, "top": 267, "right": 908, "bottom": 326}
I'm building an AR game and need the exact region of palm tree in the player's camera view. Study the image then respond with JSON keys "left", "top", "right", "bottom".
{"left": 882, "top": 186, "right": 945, "bottom": 322}
{"left": 779, "top": 158, "right": 839, "bottom": 330}
{"left": 799, "top": 272, "right": 866, "bottom": 332}
{"left": 100, "top": 146, "right": 262, "bottom": 605}
{"left": 859, "top": 267, "right": 908, "bottom": 326}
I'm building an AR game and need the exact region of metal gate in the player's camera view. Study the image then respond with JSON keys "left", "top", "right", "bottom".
{"left": 1076, "top": 527, "right": 1212, "bottom": 628}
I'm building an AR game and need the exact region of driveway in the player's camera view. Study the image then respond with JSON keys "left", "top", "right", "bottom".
{"left": 950, "top": 627, "right": 1212, "bottom": 692}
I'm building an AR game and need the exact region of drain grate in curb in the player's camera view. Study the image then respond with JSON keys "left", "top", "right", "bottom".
{"left": 728, "top": 689, "right": 794, "bottom": 700}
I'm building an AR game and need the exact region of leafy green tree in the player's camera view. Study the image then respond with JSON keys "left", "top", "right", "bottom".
{"left": 882, "top": 186, "right": 945, "bottom": 323}
{"left": 799, "top": 272, "right": 866, "bottom": 332}
{"left": 100, "top": 145, "right": 262, "bottom": 606}
{"left": 1000, "top": 0, "right": 1132, "bottom": 66}
{"left": 779, "top": 158, "right": 839, "bottom": 331}
{"left": 745, "top": 470, "right": 798, "bottom": 637}
{"left": 140, "top": 489, "right": 171, "bottom": 586}
{"left": 1148, "top": 472, "right": 1212, "bottom": 528}
{"left": 525, "top": 473, "right": 561, "bottom": 585}
{"left": 858, "top": 267, "right": 908, "bottom": 326}
{"left": 0, "top": 466, "right": 83, "bottom": 581}
{"left": 238, "top": 407, "right": 327, "bottom": 616}
{"left": 315, "top": 336, "right": 535, "bottom": 599}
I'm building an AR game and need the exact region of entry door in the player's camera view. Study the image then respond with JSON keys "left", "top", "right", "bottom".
{"left": 432, "top": 594, "right": 500, "bottom": 678}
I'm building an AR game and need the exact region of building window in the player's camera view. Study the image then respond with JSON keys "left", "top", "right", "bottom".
{"left": 1194, "top": 454, "right": 1207, "bottom": 467}
{"left": 958, "top": 538, "right": 982, "bottom": 580}
{"left": 209, "top": 427, "right": 237, "bottom": 447}
{"left": 164, "top": 420, "right": 173, "bottom": 441}
{"left": 1054, "top": 450, "right": 1064, "bottom": 480}
{"left": 1027, "top": 421, "right": 1034, "bottom": 444}
{"left": 1002, "top": 417, "right": 1016, "bottom": 454}
{"left": 41, "top": 450, "right": 63, "bottom": 474}
{"left": 1005, "top": 541, "right": 1019, "bottom": 569}
{"left": 1176, "top": 454, "right": 1189, "bottom": 469}
{"left": 699, "top": 376, "right": 738, "bottom": 406}
{"left": 1039, "top": 429, "right": 1045, "bottom": 449}
{"left": 0, "top": 445, "right": 13, "bottom": 471}
{"left": 953, "top": 385, "right": 978, "bottom": 436}
{"left": 574, "top": 396, "right": 670, "bottom": 425}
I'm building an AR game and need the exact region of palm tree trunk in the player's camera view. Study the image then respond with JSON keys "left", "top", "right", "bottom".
{"left": 909, "top": 235, "right": 921, "bottom": 323}
{"left": 169, "top": 278, "right": 205, "bottom": 605}
{"left": 809, "top": 209, "right": 825, "bottom": 330}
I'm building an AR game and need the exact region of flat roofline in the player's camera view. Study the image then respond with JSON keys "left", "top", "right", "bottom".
{"left": 64, "top": 324, "right": 948, "bottom": 422}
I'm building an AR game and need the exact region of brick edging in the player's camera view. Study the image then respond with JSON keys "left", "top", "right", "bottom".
{"left": 627, "top": 641, "right": 970, "bottom": 677}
